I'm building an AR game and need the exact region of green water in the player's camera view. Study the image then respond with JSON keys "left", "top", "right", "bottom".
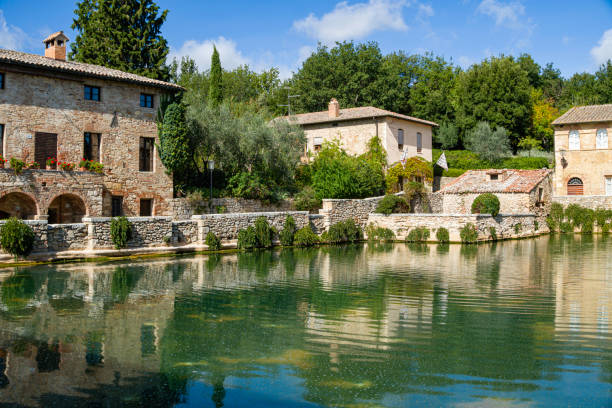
{"left": 0, "top": 236, "right": 611, "bottom": 407}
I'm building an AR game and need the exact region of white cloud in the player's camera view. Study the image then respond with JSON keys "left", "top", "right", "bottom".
{"left": 457, "top": 56, "right": 474, "bottom": 68}
{"left": 418, "top": 4, "right": 434, "bottom": 18}
{"left": 169, "top": 36, "right": 249, "bottom": 71}
{"left": 0, "top": 10, "right": 25, "bottom": 50}
{"left": 293, "top": 0, "right": 409, "bottom": 44}
{"left": 591, "top": 29, "right": 612, "bottom": 65}
{"left": 477, "top": 0, "right": 524, "bottom": 28}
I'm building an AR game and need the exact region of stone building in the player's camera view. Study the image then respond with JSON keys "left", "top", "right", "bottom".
{"left": 437, "top": 169, "right": 552, "bottom": 215}
{"left": 0, "top": 31, "right": 182, "bottom": 223}
{"left": 552, "top": 104, "right": 612, "bottom": 204}
{"left": 280, "top": 98, "right": 437, "bottom": 165}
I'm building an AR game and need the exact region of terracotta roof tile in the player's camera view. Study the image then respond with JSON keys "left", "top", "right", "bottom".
{"left": 552, "top": 104, "right": 612, "bottom": 125}
{"left": 43, "top": 31, "right": 69, "bottom": 43}
{"left": 0, "top": 48, "right": 183, "bottom": 91}
{"left": 439, "top": 169, "right": 551, "bottom": 194}
{"left": 278, "top": 106, "right": 438, "bottom": 127}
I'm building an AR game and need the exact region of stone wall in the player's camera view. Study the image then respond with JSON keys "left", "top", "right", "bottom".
{"left": 308, "top": 214, "right": 326, "bottom": 234}
{"left": 553, "top": 195, "right": 612, "bottom": 210}
{"left": 47, "top": 223, "right": 88, "bottom": 251}
{"left": 432, "top": 176, "right": 457, "bottom": 192}
{"left": 85, "top": 216, "right": 173, "bottom": 249}
{"left": 0, "top": 68, "right": 174, "bottom": 217}
{"left": 0, "top": 219, "right": 47, "bottom": 252}
{"left": 170, "top": 197, "right": 295, "bottom": 219}
{"left": 320, "top": 196, "right": 385, "bottom": 228}
{"left": 193, "top": 212, "right": 310, "bottom": 241}
{"left": 367, "top": 213, "right": 545, "bottom": 242}
{"left": 172, "top": 220, "right": 198, "bottom": 244}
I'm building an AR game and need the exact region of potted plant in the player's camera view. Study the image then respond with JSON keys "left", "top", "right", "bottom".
{"left": 79, "top": 158, "right": 91, "bottom": 171}
{"left": 89, "top": 161, "right": 104, "bottom": 174}
{"left": 9, "top": 157, "right": 25, "bottom": 175}
{"left": 46, "top": 157, "right": 56, "bottom": 170}
{"left": 27, "top": 161, "right": 40, "bottom": 169}
{"left": 0, "top": 155, "right": 6, "bottom": 169}
{"left": 59, "top": 162, "right": 75, "bottom": 171}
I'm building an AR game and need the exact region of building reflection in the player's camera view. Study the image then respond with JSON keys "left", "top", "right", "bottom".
{"left": 0, "top": 236, "right": 609, "bottom": 407}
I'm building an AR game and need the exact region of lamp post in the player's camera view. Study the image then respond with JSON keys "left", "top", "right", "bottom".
{"left": 208, "top": 160, "right": 215, "bottom": 213}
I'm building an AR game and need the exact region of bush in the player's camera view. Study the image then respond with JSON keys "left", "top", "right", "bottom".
{"left": 514, "top": 223, "right": 522, "bottom": 234}
{"left": 436, "top": 227, "right": 449, "bottom": 243}
{"left": 550, "top": 203, "right": 564, "bottom": 225}
{"left": 464, "top": 122, "right": 511, "bottom": 163}
{"left": 546, "top": 216, "right": 556, "bottom": 232}
{"left": 375, "top": 195, "right": 409, "bottom": 215}
{"left": 294, "top": 186, "right": 322, "bottom": 213}
{"left": 205, "top": 232, "right": 221, "bottom": 251}
{"left": 431, "top": 149, "right": 550, "bottom": 177}
{"left": 279, "top": 215, "right": 297, "bottom": 246}
{"left": 471, "top": 193, "right": 500, "bottom": 217}
{"left": 9, "top": 158, "right": 25, "bottom": 175}
{"left": 237, "top": 226, "right": 258, "bottom": 250}
{"left": 366, "top": 224, "right": 396, "bottom": 242}
{"left": 560, "top": 222, "right": 573, "bottom": 234}
{"left": 0, "top": 218, "right": 35, "bottom": 258}
{"left": 110, "top": 216, "right": 132, "bottom": 249}
{"left": 489, "top": 227, "right": 497, "bottom": 240}
{"left": 534, "top": 220, "right": 539, "bottom": 231}
{"left": 406, "top": 227, "right": 430, "bottom": 242}
{"left": 294, "top": 227, "right": 320, "bottom": 247}
{"left": 460, "top": 223, "right": 478, "bottom": 243}
{"left": 254, "top": 216, "right": 275, "bottom": 248}
{"left": 326, "top": 219, "right": 363, "bottom": 243}
{"left": 385, "top": 157, "right": 434, "bottom": 194}
{"left": 227, "top": 172, "right": 273, "bottom": 201}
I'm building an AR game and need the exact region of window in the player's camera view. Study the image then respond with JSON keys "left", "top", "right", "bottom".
{"left": 0, "top": 73, "right": 4, "bottom": 89}
{"left": 111, "top": 196, "right": 123, "bottom": 217}
{"left": 313, "top": 137, "right": 323, "bottom": 153}
{"left": 597, "top": 129, "right": 608, "bottom": 149}
{"left": 568, "top": 130, "right": 580, "bottom": 150}
{"left": 84, "top": 85, "right": 100, "bottom": 101}
{"left": 140, "top": 199, "right": 153, "bottom": 216}
{"left": 397, "top": 129, "right": 404, "bottom": 150}
{"left": 538, "top": 187, "right": 544, "bottom": 202}
{"left": 83, "top": 132, "right": 101, "bottom": 162}
{"left": 567, "top": 177, "right": 583, "bottom": 195}
{"left": 140, "top": 93, "right": 154, "bottom": 108}
{"left": 606, "top": 177, "right": 612, "bottom": 196}
{"left": 417, "top": 132, "right": 422, "bottom": 153}
{"left": 490, "top": 174, "right": 499, "bottom": 181}
{"left": 35, "top": 132, "right": 57, "bottom": 169}
{"left": 139, "top": 137, "right": 154, "bottom": 172}
{"left": 0, "top": 124, "right": 4, "bottom": 157}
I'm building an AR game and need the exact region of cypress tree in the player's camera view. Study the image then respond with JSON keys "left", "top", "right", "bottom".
{"left": 159, "top": 103, "right": 191, "bottom": 176}
{"left": 208, "top": 46, "right": 223, "bottom": 107}
{"left": 69, "top": 0, "right": 170, "bottom": 80}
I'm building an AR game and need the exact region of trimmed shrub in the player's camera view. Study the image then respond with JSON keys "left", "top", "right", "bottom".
{"left": 326, "top": 219, "right": 363, "bottom": 243}
{"left": 471, "top": 193, "right": 500, "bottom": 217}
{"left": 237, "top": 226, "right": 258, "bottom": 250}
{"left": 436, "top": 227, "right": 449, "bottom": 243}
{"left": 375, "top": 194, "right": 409, "bottom": 215}
{"left": 0, "top": 218, "right": 35, "bottom": 258}
{"left": 205, "top": 232, "right": 221, "bottom": 251}
{"left": 460, "top": 223, "right": 478, "bottom": 243}
{"left": 254, "top": 216, "right": 275, "bottom": 248}
{"left": 366, "top": 224, "right": 396, "bottom": 242}
{"left": 279, "top": 215, "right": 297, "bottom": 246}
{"left": 294, "top": 227, "right": 320, "bottom": 247}
{"left": 406, "top": 227, "right": 430, "bottom": 242}
{"left": 110, "top": 216, "right": 132, "bottom": 249}
{"left": 489, "top": 227, "right": 497, "bottom": 240}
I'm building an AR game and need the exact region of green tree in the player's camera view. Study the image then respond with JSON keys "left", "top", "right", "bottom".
{"left": 435, "top": 122, "right": 459, "bottom": 149}
{"left": 464, "top": 122, "right": 510, "bottom": 163}
{"left": 594, "top": 60, "right": 612, "bottom": 103}
{"left": 453, "top": 56, "right": 532, "bottom": 150}
{"left": 530, "top": 89, "right": 558, "bottom": 151}
{"left": 159, "top": 103, "right": 192, "bottom": 186}
{"left": 558, "top": 72, "right": 600, "bottom": 110}
{"left": 208, "top": 46, "right": 223, "bottom": 107}
{"left": 70, "top": 0, "right": 169, "bottom": 80}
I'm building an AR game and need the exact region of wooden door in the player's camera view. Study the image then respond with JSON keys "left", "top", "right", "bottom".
{"left": 34, "top": 132, "right": 57, "bottom": 169}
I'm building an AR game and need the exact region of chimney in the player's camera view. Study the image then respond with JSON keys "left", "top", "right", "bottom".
{"left": 328, "top": 98, "right": 339, "bottom": 118}
{"left": 43, "top": 31, "right": 69, "bottom": 61}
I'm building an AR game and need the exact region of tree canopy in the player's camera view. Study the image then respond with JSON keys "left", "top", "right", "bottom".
{"left": 70, "top": 0, "right": 170, "bottom": 80}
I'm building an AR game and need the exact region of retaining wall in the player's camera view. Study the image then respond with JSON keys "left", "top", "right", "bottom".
{"left": 553, "top": 195, "right": 612, "bottom": 210}
{"left": 320, "top": 196, "right": 386, "bottom": 228}
{"left": 171, "top": 197, "right": 294, "bottom": 219}
{"left": 367, "top": 213, "right": 546, "bottom": 242}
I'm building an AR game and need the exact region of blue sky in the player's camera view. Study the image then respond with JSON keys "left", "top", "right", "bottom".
{"left": 0, "top": 0, "right": 611, "bottom": 79}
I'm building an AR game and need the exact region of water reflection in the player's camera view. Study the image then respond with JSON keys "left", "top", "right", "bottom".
{"left": 0, "top": 237, "right": 610, "bottom": 407}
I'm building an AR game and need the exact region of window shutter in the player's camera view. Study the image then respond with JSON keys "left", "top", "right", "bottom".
{"left": 397, "top": 129, "right": 404, "bottom": 145}
{"left": 569, "top": 130, "right": 580, "bottom": 150}
{"left": 567, "top": 178, "right": 583, "bottom": 195}
{"left": 597, "top": 129, "right": 608, "bottom": 149}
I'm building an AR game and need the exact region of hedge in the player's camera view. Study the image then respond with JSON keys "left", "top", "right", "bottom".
{"left": 432, "top": 149, "right": 550, "bottom": 177}
{"left": 471, "top": 193, "right": 500, "bottom": 217}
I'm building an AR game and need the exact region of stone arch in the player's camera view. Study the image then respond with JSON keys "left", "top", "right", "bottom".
{"left": 0, "top": 191, "right": 39, "bottom": 220}
{"left": 47, "top": 193, "right": 87, "bottom": 224}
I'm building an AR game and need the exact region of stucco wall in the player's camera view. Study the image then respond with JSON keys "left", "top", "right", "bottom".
{"left": 0, "top": 68, "right": 174, "bottom": 216}
{"left": 367, "top": 213, "right": 545, "bottom": 242}
{"left": 553, "top": 121, "right": 612, "bottom": 196}
{"left": 383, "top": 118, "right": 433, "bottom": 164}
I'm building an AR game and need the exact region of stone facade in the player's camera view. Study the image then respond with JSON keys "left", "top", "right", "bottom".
{"left": 553, "top": 121, "right": 612, "bottom": 196}
{"left": 367, "top": 213, "right": 545, "bottom": 242}
{"left": 301, "top": 116, "right": 433, "bottom": 165}
{"left": 552, "top": 195, "right": 612, "bottom": 210}
{"left": 47, "top": 223, "right": 88, "bottom": 251}
{"left": 0, "top": 49, "right": 178, "bottom": 221}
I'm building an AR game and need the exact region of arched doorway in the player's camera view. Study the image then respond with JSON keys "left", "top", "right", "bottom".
{"left": 48, "top": 194, "right": 86, "bottom": 224}
{"left": 0, "top": 192, "right": 38, "bottom": 220}
{"left": 567, "top": 177, "right": 584, "bottom": 195}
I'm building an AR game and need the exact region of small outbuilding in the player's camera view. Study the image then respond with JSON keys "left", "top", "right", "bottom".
{"left": 437, "top": 169, "right": 552, "bottom": 215}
